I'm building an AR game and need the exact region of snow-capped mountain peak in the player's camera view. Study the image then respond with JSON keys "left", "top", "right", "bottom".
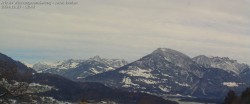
{"left": 32, "top": 59, "right": 82, "bottom": 73}
{"left": 32, "top": 62, "right": 53, "bottom": 73}
{"left": 149, "top": 48, "right": 195, "bottom": 70}
{"left": 86, "top": 48, "right": 210, "bottom": 97}
{"left": 32, "top": 56, "right": 128, "bottom": 80}
{"left": 89, "top": 55, "right": 102, "bottom": 61}
{"left": 88, "top": 56, "right": 128, "bottom": 68}
{"left": 56, "top": 59, "right": 84, "bottom": 69}
{"left": 193, "top": 55, "right": 249, "bottom": 75}
{"left": 85, "top": 48, "right": 250, "bottom": 98}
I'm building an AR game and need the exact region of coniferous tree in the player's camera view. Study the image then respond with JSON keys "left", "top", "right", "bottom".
{"left": 240, "top": 87, "right": 250, "bottom": 104}
{"left": 223, "top": 90, "right": 239, "bottom": 104}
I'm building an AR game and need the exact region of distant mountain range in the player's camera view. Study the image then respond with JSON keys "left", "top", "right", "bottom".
{"left": 32, "top": 56, "right": 128, "bottom": 80}
{"left": 3, "top": 48, "right": 250, "bottom": 103}
{"left": 193, "top": 55, "right": 249, "bottom": 75}
{"left": 0, "top": 52, "right": 177, "bottom": 104}
{"left": 83, "top": 48, "right": 250, "bottom": 100}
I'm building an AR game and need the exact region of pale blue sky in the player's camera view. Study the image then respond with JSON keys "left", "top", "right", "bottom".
{"left": 0, "top": 0, "right": 250, "bottom": 64}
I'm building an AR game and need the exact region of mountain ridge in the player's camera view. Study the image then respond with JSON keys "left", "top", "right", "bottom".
{"left": 0, "top": 52, "right": 178, "bottom": 104}
{"left": 193, "top": 55, "right": 250, "bottom": 75}
{"left": 32, "top": 56, "right": 128, "bottom": 80}
{"left": 84, "top": 48, "right": 250, "bottom": 99}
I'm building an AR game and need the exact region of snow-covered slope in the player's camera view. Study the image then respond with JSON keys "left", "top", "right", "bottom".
{"left": 33, "top": 62, "right": 59, "bottom": 73}
{"left": 32, "top": 60, "right": 79, "bottom": 73}
{"left": 193, "top": 55, "right": 249, "bottom": 75}
{"left": 89, "top": 56, "right": 128, "bottom": 68}
{"left": 32, "top": 56, "right": 128, "bottom": 80}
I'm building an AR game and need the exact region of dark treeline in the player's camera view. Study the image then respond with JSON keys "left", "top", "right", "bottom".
{"left": 223, "top": 87, "right": 250, "bottom": 104}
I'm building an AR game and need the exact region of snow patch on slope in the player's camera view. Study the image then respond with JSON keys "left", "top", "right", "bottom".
{"left": 70, "top": 62, "right": 79, "bottom": 68}
{"left": 119, "top": 67, "right": 156, "bottom": 79}
{"left": 90, "top": 68, "right": 100, "bottom": 74}
{"left": 222, "top": 82, "right": 239, "bottom": 87}
{"left": 136, "top": 79, "right": 158, "bottom": 84}
{"left": 105, "top": 67, "right": 115, "bottom": 71}
{"left": 122, "top": 77, "right": 138, "bottom": 87}
{"left": 175, "top": 81, "right": 189, "bottom": 87}
{"left": 159, "top": 85, "right": 170, "bottom": 92}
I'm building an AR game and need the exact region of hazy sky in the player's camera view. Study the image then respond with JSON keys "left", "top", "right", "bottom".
{"left": 0, "top": 0, "right": 250, "bottom": 64}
